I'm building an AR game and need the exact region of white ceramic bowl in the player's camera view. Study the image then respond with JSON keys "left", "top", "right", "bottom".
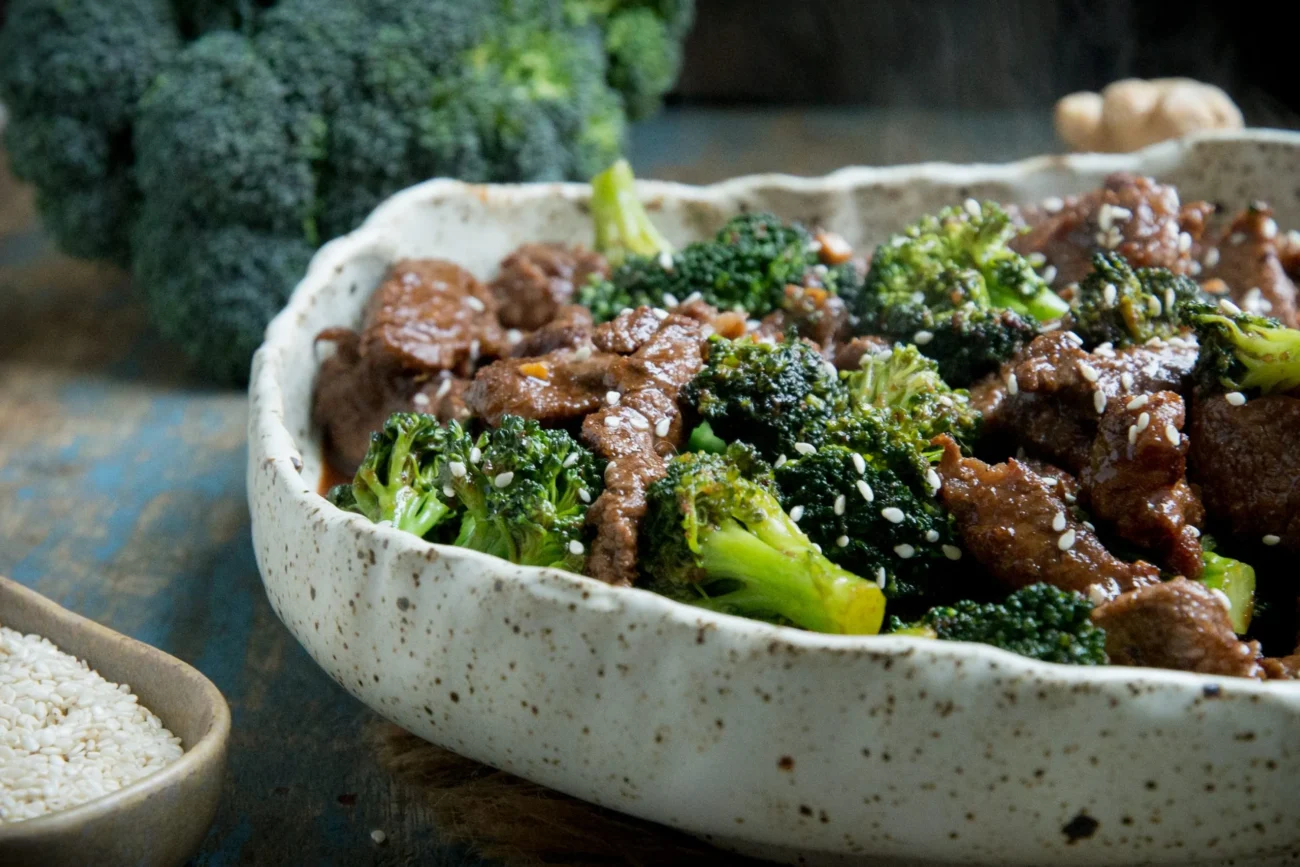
{"left": 249, "top": 131, "right": 1300, "bottom": 867}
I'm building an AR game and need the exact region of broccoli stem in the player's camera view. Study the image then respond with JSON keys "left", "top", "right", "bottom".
{"left": 1199, "top": 550, "right": 1256, "bottom": 634}
{"left": 589, "top": 158, "right": 672, "bottom": 266}
{"left": 392, "top": 491, "right": 453, "bottom": 539}
{"left": 694, "top": 521, "right": 886, "bottom": 635}
{"left": 993, "top": 284, "right": 1070, "bottom": 322}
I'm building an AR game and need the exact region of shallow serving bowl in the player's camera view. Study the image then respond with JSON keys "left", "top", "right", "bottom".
{"left": 0, "top": 576, "right": 230, "bottom": 867}
{"left": 249, "top": 130, "right": 1300, "bottom": 867}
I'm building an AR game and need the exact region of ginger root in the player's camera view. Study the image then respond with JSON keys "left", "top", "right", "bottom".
{"left": 1056, "top": 78, "right": 1243, "bottom": 153}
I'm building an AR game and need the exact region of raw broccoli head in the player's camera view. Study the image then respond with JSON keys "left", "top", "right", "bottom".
{"left": 843, "top": 343, "right": 981, "bottom": 448}
{"left": 1071, "top": 253, "right": 1202, "bottom": 348}
{"left": 640, "top": 447, "right": 887, "bottom": 635}
{"left": 857, "top": 202, "right": 1066, "bottom": 385}
{"left": 892, "top": 583, "right": 1108, "bottom": 666}
{"left": 773, "top": 442, "right": 959, "bottom": 615}
{"left": 1186, "top": 301, "right": 1300, "bottom": 396}
{"left": 333, "top": 412, "right": 604, "bottom": 572}
{"left": 681, "top": 335, "right": 847, "bottom": 461}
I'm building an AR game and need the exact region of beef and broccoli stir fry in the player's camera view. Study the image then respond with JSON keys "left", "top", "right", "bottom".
{"left": 313, "top": 161, "right": 1300, "bottom": 680}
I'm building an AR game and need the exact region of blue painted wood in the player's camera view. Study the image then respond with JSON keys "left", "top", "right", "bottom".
{"left": 0, "top": 107, "right": 1054, "bottom": 864}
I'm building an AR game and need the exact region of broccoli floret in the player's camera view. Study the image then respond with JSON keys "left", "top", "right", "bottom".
{"left": 773, "top": 442, "right": 958, "bottom": 615}
{"left": 640, "top": 448, "right": 886, "bottom": 635}
{"left": 1198, "top": 538, "right": 1256, "bottom": 635}
{"left": 843, "top": 343, "right": 981, "bottom": 448}
{"left": 1071, "top": 253, "right": 1203, "bottom": 348}
{"left": 857, "top": 202, "right": 1067, "bottom": 385}
{"left": 1186, "top": 302, "right": 1300, "bottom": 396}
{"left": 565, "top": 0, "right": 695, "bottom": 119}
{"left": 686, "top": 420, "right": 728, "bottom": 454}
{"left": 0, "top": 0, "right": 182, "bottom": 262}
{"left": 681, "top": 336, "right": 847, "bottom": 461}
{"left": 589, "top": 158, "right": 673, "bottom": 266}
{"left": 334, "top": 413, "right": 605, "bottom": 572}
{"left": 891, "top": 583, "right": 1108, "bottom": 666}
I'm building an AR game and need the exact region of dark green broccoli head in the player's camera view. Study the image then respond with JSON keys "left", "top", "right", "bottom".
{"left": 873, "top": 301, "right": 1040, "bottom": 387}
{"left": 334, "top": 412, "right": 605, "bottom": 572}
{"left": 681, "top": 336, "right": 847, "bottom": 461}
{"left": 893, "top": 583, "right": 1107, "bottom": 666}
{"left": 1071, "top": 253, "right": 1203, "bottom": 348}
{"left": 1185, "top": 301, "right": 1300, "bottom": 396}
{"left": 773, "top": 442, "right": 959, "bottom": 614}
{"left": 842, "top": 343, "right": 981, "bottom": 448}
{"left": 640, "top": 447, "right": 886, "bottom": 634}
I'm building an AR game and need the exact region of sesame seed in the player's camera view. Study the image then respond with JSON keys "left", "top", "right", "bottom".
{"left": 371, "top": 830, "right": 387, "bottom": 845}
{"left": 573, "top": 344, "right": 593, "bottom": 362}
{"left": 493, "top": 471, "right": 514, "bottom": 488}
{"left": 1165, "top": 423, "right": 1180, "bottom": 445}
{"left": 774, "top": 454, "right": 788, "bottom": 469}
{"left": 1052, "top": 511, "right": 1067, "bottom": 532}
{"left": 662, "top": 291, "right": 680, "bottom": 307}
{"left": 1204, "top": 246, "right": 1220, "bottom": 267}
{"left": 1230, "top": 232, "right": 1246, "bottom": 246}
{"left": 1164, "top": 288, "right": 1176, "bottom": 313}
{"left": 1087, "top": 584, "right": 1108, "bottom": 607}
{"left": 1135, "top": 412, "right": 1150, "bottom": 432}
{"left": 1225, "top": 391, "right": 1246, "bottom": 406}
{"left": 568, "top": 540, "right": 585, "bottom": 555}
{"left": 1093, "top": 389, "right": 1107, "bottom": 414}
{"left": 578, "top": 489, "right": 591, "bottom": 504}
{"left": 836, "top": 535, "right": 850, "bottom": 548}
{"left": 1209, "top": 588, "right": 1233, "bottom": 611}
{"left": 1262, "top": 218, "right": 1278, "bottom": 240}
{"left": 1187, "top": 526, "right": 1201, "bottom": 538}
{"left": 1189, "top": 261, "right": 1202, "bottom": 276}
{"left": 435, "top": 378, "right": 453, "bottom": 400}
{"left": 856, "top": 479, "right": 874, "bottom": 502}
{"left": 469, "top": 339, "right": 480, "bottom": 361}
{"left": 834, "top": 494, "right": 846, "bottom": 516}
{"left": 789, "top": 505, "right": 805, "bottom": 523}
{"left": 1063, "top": 331, "right": 1085, "bottom": 347}
{"left": 1005, "top": 373, "right": 1019, "bottom": 396}
{"left": 1093, "top": 341, "right": 1115, "bottom": 358}
{"left": 1027, "top": 252, "right": 1047, "bottom": 267}
{"left": 794, "top": 442, "right": 816, "bottom": 456}
{"left": 685, "top": 292, "right": 702, "bottom": 304}
{"left": 925, "top": 529, "right": 940, "bottom": 543}
{"left": 1263, "top": 534, "right": 1281, "bottom": 546}
{"left": 1063, "top": 492, "right": 1076, "bottom": 504}
{"left": 1042, "top": 265, "right": 1058, "bottom": 284}
{"left": 926, "top": 468, "right": 942, "bottom": 494}
{"left": 563, "top": 452, "right": 580, "bottom": 468}
{"left": 652, "top": 307, "right": 669, "bottom": 320}
{"left": 1128, "top": 424, "right": 1138, "bottom": 445}
{"left": 506, "top": 328, "right": 523, "bottom": 345}
{"left": 654, "top": 418, "right": 671, "bottom": 438}
{"left": 1042, "top": 477, "right": 1057, "bottom": 487}
{"left": 604, "top": 416, "right": 620, "bottom": 430}
{"left": 1057, "top": 529, "right": 1076, "bottom": 551}
{"left": 811, "top": 543, "right": 822, "bottom": 554}
{"left": 1042, "top": 196, "right": 1064, "bottom": 212}
{"left": 606, "top": 391, "right": 620, "bottom": 406}
{"left": 1082, "top": 521, "right": 1096, "bottom": 532}
{"left": 1097, "top": 205, "right": 1114, "bottom": 232}
{"left": 619, "top": 307, "right": 633, "bottom": 316}
{"left": 469, "top": 447, "right": 482, "bottom": 464}
{"left": 851, "top": 453, "right": 867, "bottom": 474}
{"left": 875, "top": 567, "right": 888, "bottom": 588}
{"left": 443, "top": 484, "right": 455, "bottom": 498}
{"left": 412, "top": 392, "right": 431, "bottom": 408}
{"left": 449, "top": 461, "right": 467, "bottom": 478}
{"left": 1126, "top": 395, "right": 1149, "bottom": 410}
{"left": 1147, "top": 295, "right": 1162, "bottom": 316}
{"left": 1110, "top": 205, "right": 1133, "bottom": 222}
{"left": 942, "top": 545, "right": 962, "bottom": 561}
{"left": 1078, "top": 361, "right": 1099, "bottom": 382}
{"left": 913, "top": 330, "right": 934, "bottom": 345}
{"left": 1007, "top": 527, "right": 1016, "bottom": 536}
{"left": 464, "top": 296, "right": 486, "bottom": 313}
{"left": 1145, "top": 336, "right": 1163, "bottom": 347}
{"left": 963, "top": 198, "right": 981, "bottom": 218}
{"left": 1120, "top": 372, "right": 1135, "bottom": 391}
{"left": 881, "top": 507, "right": 905, "bottom": 524}
{"left": 1178, "top": 231, "right": 1193, "bottom": 253}
{"left": 629, "top": 413, "right": 650, "bottom": 431}
{"left": 1102, "top": 282, "right": 1117, "bottom": 307}
{"left": 658, "top": 252, "right": 675, "bottom": 271}
{"left": 895, "top": 543, "right": 916, "bottom": 559}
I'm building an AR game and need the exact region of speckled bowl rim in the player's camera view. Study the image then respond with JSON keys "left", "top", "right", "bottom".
{"left": 252, "top": 128, "right": 1300, "bottom": 697}
{"left": 0, "top": 576, "right": 232, "bottom": 839}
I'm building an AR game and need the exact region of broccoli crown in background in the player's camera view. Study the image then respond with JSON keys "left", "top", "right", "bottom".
{"left": 856, "top": 202, "right": 1067, "bottom": 385}
{"left": 893, "top": 583, "right": 1108, "bottom": 666}
{"left": 580, "top": 212, "right": 861, "bottom": 323}
{"left": 0, "top": 0, "right": 694, "bottom": 384}
{"left": 842, "top": 343, "right": 981, "bottom": 449}
{"left": 1186, "top": 301, "right": 1300, "bottom": 396}
{"left": 681, "top": 335, "right": 847, "bottom": 461}
{"left": 1071, "top": 252, "right": 1203, "bottom": 348}
{"left": 334, "top": 412, "right": 605, "bottom": 572}
{"left": 639, "top": 446, "right": 887, "bottom": 635}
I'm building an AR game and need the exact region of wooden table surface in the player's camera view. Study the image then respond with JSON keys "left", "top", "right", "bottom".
{"left": 0, "top": 108, "right": 1066, "bottom": 865}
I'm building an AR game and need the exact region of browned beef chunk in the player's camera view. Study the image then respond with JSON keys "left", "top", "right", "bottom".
{"left": 756, "top": 285, "right": 853, "bottom": 357}
{"left": 981, "top": 332, "right": 1198, "bottom": 472}
{"left": 582, "top": 313, "right": 709, "bottom": 585}
{"left": 1188, "top": 391, "right": 1300, "bottom": 552}
{"left": 1197, "top": 205, "right": 1299, "bottom": 327}
{"left": 935, "top": 436, "right": 1160, "bottom": 600}
{"left": 464, "top": 348, "right": 615, "bottom": 427}
{"left": 490, "top": 243, "right": 608, "bottom": 331}
{"left": 1011, "top": 173, "right": 1213, "bottom": 289}
{"left": 1092, "top": 578, "right": 1262, "bottom": 678}
{"left": 1262, "top": 654, "right": 1300, "bottom": 680}
{"left": 670, "top": 297, "right": 748, "bottom": 339}
{"left": 509, "top": 304, "right": 593, "bottom": 357}
{"left": 833, "top": 335, "right": 892, "bottom": 371}
{"left": 593, "top": 306, "right": 665, "bottom": 355}
{"left": 1082, "top": 391, "right": 1204, "bottom": 578}
{"left": 362, "top": 259, "right": 505, "bottom": 376}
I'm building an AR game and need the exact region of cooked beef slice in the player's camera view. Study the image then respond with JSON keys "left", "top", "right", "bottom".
{"left": 464, "top": 348, "right": 616, "bottom": 427}
{"left": 582, "top": 313, "right": 709, "bottom": 586}
{"left": 935, "top": 436, "right": 1160, "bottom": 599}
{"left": 1011, "top": 173, "right": 1214, "bottom": 289}
{"left": 490, "top": 243, "right": 608, "bottom": 331}
{"left": 1197, "top": 205, "right": 1299, "bottom": 327}
{"left": 362, "top": 259, "right": 505, "bottom": 376}
{"left": 509, "top": 304, "right": 594, "bottom": 357}
{"left": 1092, "top": 578, "right": 1262, "bottom": 678}
{"left": 756, "top": 285, "right": 854, "bottom": 356}
{"left": 979, "top": 332, "right": 1197, "bottom": 472}
{"left": 1082, "top": 390, "right": 1204, "bottom": 578}
{"left": 593, "top": 306, "right": 665, "bottom": 355}
{"left": 1262, "top": 654, "right": 1300, "bottom": 680}
{"left": 1188, "top": 391, "right": 1300, "bottom": 552}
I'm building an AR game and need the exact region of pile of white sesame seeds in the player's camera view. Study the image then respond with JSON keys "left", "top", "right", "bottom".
{"left": 0, "top": 624, "right": 184, "bottom": 823}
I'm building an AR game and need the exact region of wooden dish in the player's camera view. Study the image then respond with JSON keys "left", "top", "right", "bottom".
{"left": 0, "top": 575, "right": 230, "bottom": 867}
